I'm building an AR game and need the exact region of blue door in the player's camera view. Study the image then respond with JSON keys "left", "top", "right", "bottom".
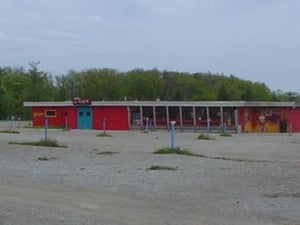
{"left": 77, "top": 107, "right": 92, "bottom": 129}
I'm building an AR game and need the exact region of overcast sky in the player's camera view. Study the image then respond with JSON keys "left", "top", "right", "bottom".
{"left": 1, "top": 0, "right": 299, "bottom": 92}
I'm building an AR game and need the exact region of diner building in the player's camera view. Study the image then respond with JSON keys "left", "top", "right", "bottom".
{"left": 24, "top": 99, "right": 300, "bottom": 133}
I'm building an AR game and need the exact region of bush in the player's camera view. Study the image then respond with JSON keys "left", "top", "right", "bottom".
{"left": 9, "top": 138, "right": 67, "bottom": 148}
{"left": 154, "top": 147, "right": 205, "bottom": 157}
{"left": 196, "top": 133, "right": 216, "bottom": 140}
{"left": 219, "top": 132, "right": 232, "bottom": 137}
{"left": 0, "top": 130, "right": 20, "bottom": 134}
{"left": 147, "top": 165, "right": 178, "bottom": 171}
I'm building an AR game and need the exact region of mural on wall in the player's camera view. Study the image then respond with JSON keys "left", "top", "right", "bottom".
{"left": 244, "top": 108, "right": 288, "bottom": 133}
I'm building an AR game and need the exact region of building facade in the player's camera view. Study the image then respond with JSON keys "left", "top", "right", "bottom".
{"left": 24, "top": 100, "right": 300, "bottom": 133}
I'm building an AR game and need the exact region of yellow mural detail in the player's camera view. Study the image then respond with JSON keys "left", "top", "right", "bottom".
{"left": 244, "top": 108, "right": 285, "bottom": 133}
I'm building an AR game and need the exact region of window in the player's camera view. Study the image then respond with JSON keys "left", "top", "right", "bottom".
{"left": 86, "top": 112, "right": 91, "bottom": 116}
{"left": 45, "top": 110, "right": 56, "bottom": 117}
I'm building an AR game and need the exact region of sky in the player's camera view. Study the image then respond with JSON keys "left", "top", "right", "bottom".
{"left": 0, "top": 0, "right": 299, "bottom": 92}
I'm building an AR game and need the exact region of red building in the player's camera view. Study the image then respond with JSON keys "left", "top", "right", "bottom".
{"left": 24, "top": 100, "right": 300, "bottom": 133}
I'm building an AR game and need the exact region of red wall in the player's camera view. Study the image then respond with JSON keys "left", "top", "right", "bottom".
{"left": 32, "top": 106, "right": 77, "bottom": 128}
{"left": 288, "top": 108, "right": 300, "bottom": 132}
{"left": 92, "top": 106, "right": 129, "bottom": 130}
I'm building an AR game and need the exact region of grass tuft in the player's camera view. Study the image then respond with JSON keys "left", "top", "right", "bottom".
{"left": 196, "top": 133, "right": 216, "bottom": 140}
{"left": 36, "top": 156, "right": 57, "bottom": 161}
{"left": 264, "top": 192, "right": 300, "bottom": 198}
{"left": 219, "top": 132, "right": 232, "bottom": 137}
{"left": 0, "top": 130, "right": 20, "bottom": 134}
{"left": 154, "top": 147, "right": 206, "bottom": 157}
{"left": 9, "top": 138, "right": 67, "bottom": 148}
{"left": 96, "top": 151, "right": 119, "bottom": 155}
{"left": 147, "top": 165, "right": 178, "bottom": 171}
{"left": 154, "top": 147, "right": 270, "bottom": 163}
{"left": 96, "top": 133, "right": 113, "bottom": 137}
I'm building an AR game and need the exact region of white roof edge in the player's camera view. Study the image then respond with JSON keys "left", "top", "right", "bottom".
{"left": 24, "top": 101, "right": 296, "bottom": 107}
{"left": 24, "top": 101, "right": 73, "bottom": 107}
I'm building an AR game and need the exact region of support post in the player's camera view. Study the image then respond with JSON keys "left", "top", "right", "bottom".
{"left": 152, "top": 106, "right": 156, "bottom": 130}
{"left": 103, "top": 118, "right": 107, "bottom": 134}
{"left": 127, "top": 106, "right": 131, "bottom": 130}
{"left": 179, "top": 106, "right": 183, "bottom": 131}
{"left": 44, "top": 116, "right": 48, "bottom": 141}
{"left": 65, "top": 117, "right": 68, "bottom": 129}
{"left": 220, "top": 106, "right": 224, "bottom": 132}
{"left": 139, "top": 106, "right": 143, "bottom": 129}
{"left": 145, "top": 117, "right": 149, "bottom": 133}
{"left": 166, "top": 106, "right": 170, "bottom": 130}
{"left": 9, "top": 116, "right": 14, "bottom": 130}
{"left": 170, "top": 121, "right": 176, "bottom": 149}
{"left": 193, "top": 106, "right": 196, "bottom": 132}
{"left": 206, "top": 106, "right": 210, "bottom": 134}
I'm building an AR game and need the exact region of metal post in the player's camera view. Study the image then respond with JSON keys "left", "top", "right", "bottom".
{"left": 152, "top": 106, "right": 157, "bottom": 130}
{"left": 170, "top": 121, "right": 176, "bottom": 149}
{"left": 103, "top": 118, "right": 107, "bottom": 134}
{"left": 207, "top": 118, "right": 211, "bottom": 135}
{"left": 44, "top": 116, "right": 48, "bottom": 141}
{"left": 193, "top": 106, "right": 196, "bottom": 132}
{"left": 127, "top": 106, "right": 131, "bottom": 130}
{"left": 65, "top": 117, "right": 68, "bottom": 129}
{"left": 206, "top": 106, "right": 210, "bottom": 134}
{"left": 166, "top": 106, "right": 170, "bottom": 130}
{"left": 145, "top": 117, "right": 149, "bottom": 132}
{"left": 139, "top": 106, "right": 143, "bottom": 130}
{"left": 9, "top": 116, "right": 14, "bottom": 130}
{"left": 220, "top": 106, "right": 224, "bottom": 132}
{"left": 179, "top": 106, "right": 183, "bottom": 131}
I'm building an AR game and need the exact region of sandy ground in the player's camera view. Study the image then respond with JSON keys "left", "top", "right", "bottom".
{"left": 0, "top": 121, "right": 300, "bottom": 225}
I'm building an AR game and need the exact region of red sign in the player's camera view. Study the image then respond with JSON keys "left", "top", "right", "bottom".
{"left": 72, "top": 97, "right": 92, "bottom": 105}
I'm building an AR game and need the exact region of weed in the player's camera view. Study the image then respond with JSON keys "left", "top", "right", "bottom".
{"left": 36, "top": 156, "right": 57, "bottom": 161}
{"left": 0, "top": 130, "right": 20, "bottom": 134}
{"left": 9, "top": 138, "right": 67, "bottom": 148}
{"left": 154, "top": 147, "right": 270, "bottom": 163}
{"left": 264, "top": 192, "right": 300, "bottom": 198}
{"left": 196, "top": 133, "right": 216, "bottom": 140}
{"left": 154, "top": 147, "right": 206, "bottom": 157}
{"left": 96, "top": 133, "right": 113, "bottom": 137}
{"left": 96, "top": 151, "right": 119, "bottom": 155}
{"left": 147, "top": 165, "right": 178, "bottom": 171}
{"left": 219, "top": 132, "right": 232, "bottom": 137}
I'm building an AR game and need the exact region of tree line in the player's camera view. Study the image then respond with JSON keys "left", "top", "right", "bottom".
{"left": 0, "top": 63, "right": 299, "bottom": 120}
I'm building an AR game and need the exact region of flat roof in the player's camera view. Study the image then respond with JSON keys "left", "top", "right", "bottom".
{"left": 24, "top": 101, "right": 296, "bottom": 108}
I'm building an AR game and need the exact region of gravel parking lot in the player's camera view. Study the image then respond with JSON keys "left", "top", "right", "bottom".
{"left": 0, "top": 122, "right": 300, "bottom": 225}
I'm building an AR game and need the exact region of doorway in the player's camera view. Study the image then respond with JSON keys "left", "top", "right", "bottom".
{"left": 77, "top": 107, "right": 92, "bottom": 129}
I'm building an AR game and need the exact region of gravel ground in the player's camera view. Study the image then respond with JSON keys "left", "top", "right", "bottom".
{"left": 0, "top": 122, "right": 300, "bottom": 225}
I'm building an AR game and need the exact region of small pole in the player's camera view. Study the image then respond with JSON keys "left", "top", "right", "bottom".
{"left": 9, "top": 116, "right": 14, "bottom": 130}
{"left": 44, "top": 116, "right": 48, "bottom": 141}
{"left": 145, "top": 117, "right": 149, "bottom": 132}
{"left": 65, "top": 117, "right": 68, "bottom": 129}
{"left": 103, "top": 118, "right": 107, "bottom": 134}
{"left": 170, "top": 121, "right": 176, "bottom": 149}
{"left": 198, "top": 117, "right": 201, "bottom": 132}
{"left": 207, "top": 118, "right": 211, "bottom": 135}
